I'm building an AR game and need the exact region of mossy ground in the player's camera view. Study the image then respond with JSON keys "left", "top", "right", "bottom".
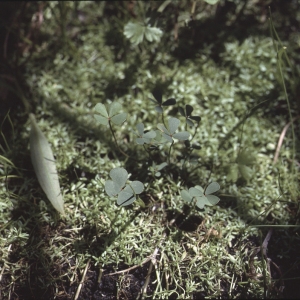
{"left": 0, "top": 1, "right": 300, "bottom": 299}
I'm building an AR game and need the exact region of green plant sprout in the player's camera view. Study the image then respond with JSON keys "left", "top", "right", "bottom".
{"left": 178, "top": 104, "right": 201, "bottom": 128}
{"left": 149, "top": 90, "right": 176, "bottom": 125}
{"left": 134, "top": 123, "right": 156, "bottom": 145}
{"left": 181, "top": 140, "right": 202, "bottom": 169}
{"left": 105, "top": 167, "right": 144, "bottom": 206}
{"left": 227, "top": 148, "right": 256, "bottom": 183}
{"left": 148, "top": 162, "right": 168, "bottom": 178}
{"left": 94, "top": 102, "right": 128, "bottom": 156}
{"left": 180, "top": 182, "right": 220, "bottom": 209}
{"left": 157, "top": 117, "right": 190, "bottom": 164}
{"left": 94, "top": 102, "right": 127, "bottom": 126}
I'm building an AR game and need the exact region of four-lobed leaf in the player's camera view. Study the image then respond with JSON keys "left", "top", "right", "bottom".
{"left": 157, "top": 117, "right": 190, "bottom": 143}
{"left": 227, "top": 149, "right": 256, "bottom": 183}
{"left": 134, "top": 123, "right": 156, "bottom": 145}
{"left": 181, "top": 182, "right": 220, "bottom": 209}
{"left": 149, "top": 90, "right": 176, "bottom": 114}
{"left": 178, "top": 104, "right": 201, "bottom": 127}
{"left": 105, "top": 167, "right": 144, "bottom": 206}
{"left": 149, "top": 162, "right": 168, "bottom": 177}
{"left": 94, "top": 102, "right": 127, "bottom": 126}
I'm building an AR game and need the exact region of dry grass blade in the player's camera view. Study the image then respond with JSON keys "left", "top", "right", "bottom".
{"left": 29, "top": 113, "right": 64, "bottom": 215}
{"left": 273, "top": 115, "right": 300, "bottom": 164}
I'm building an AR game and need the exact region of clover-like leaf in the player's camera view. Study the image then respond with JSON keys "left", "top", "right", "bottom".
{"left": 105, "top": 167, "right": 128, "bottom": 197}
{"left": 205, "top": 182, "right": 220, "bottom": 194}
{"left": 168, "top": 117, "right": 180, "bottom": 134}
{"left": 105, "top": 167, "right": 144, "bottom": 207}
{"left": 108, "top": 102, "right": 122, "bottom": 117}
{"left": 149, "top": 162, "right": 168, "bottom": 177}
{"left": 110, "top": 167, "right": 128, "bottom": 188}
{"left": 180, "top": 190, "right": 193, "bottom": 203}
{"left": 149, "top": 90, "right": 176, "bottom": 114}
{"left": 181, "top": 182, "right": 220, "bottom": 209}
{"left": 116, "top": 180, "right": 144, "bottom": 206}
{"left": 179, "top": 105, "right": 201, "bottom": 127}
{"left": 135, "top": 123, "right": 156, "bottom": 145}
{"left": 94, "top": 103, "right": 109, "bottom": 125}
{"left": 157, "top": 117, "right": 190, "bottom": 142}
{"left": 227, "top": 149, "right": 256, "bottom": 183}
{"left": 129, "top": 181, "right": 144, "bottom": 194}
{"left": 111, "top": 113, "right": 127, "bottom": 125}
{"left": 173, "top": 132, "right": 190, "bottom": 141}
{"left": 237, "top": 149, "right": 256, "bottom": 166}
{"left": 117, "top": 188, "right": 136, "bottom": 206}
{"left": 94, "top": 102, "right": 127, "bottom": 126}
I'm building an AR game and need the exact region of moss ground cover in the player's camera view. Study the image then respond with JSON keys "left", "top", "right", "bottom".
{"left": 0, "top": 1, "right": 300, "bottom": 299}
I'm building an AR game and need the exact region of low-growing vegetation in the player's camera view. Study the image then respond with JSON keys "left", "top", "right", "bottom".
{"left": 0, "top": 1, "right": 299, "bottom": 299}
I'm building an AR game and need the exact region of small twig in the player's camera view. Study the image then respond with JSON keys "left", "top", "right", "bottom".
{"left": 105, "top": 248, "right": 158, "bottom": 276}
{"left": 248, "top": 229, "right": 273, "bottom": 280}
{"left": 74, "top": 259, "right": 90, "bottom": 300}
{"left": 137, "top": 247, "right": 159, "bottom": 300}
{"left": 273, "top": 115, "right": 300, "bottom": 164}
{"left": 0, "top": 262, "right": 5, "bottom": 283}
{"left": 261, "top": 228, "right": 273, "bottom": 256}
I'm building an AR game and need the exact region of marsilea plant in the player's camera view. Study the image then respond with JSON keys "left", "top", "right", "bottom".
{"left": 94, "top": 90, "right": 220, "bottom": 210}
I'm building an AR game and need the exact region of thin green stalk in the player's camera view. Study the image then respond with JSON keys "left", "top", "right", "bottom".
{"left": 167, "top": 140, "right": 174, "bottom": 164}
{"left": 269, "top": 11, "right": 296, "bottom": 176}
{"left": 108, "top": 121, "right": 129, "bottom": 159}
{"left": 277, "top": 47, "right": 296, "bottom": 174}
{"left": 161, "top": 110, "right": 166, "bottom": 127}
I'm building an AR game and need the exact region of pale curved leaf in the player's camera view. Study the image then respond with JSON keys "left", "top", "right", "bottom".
{"left": 130, "top": 181, "right": 144, "bottom": 194}
{"left": 105, "top": 180, "right": 120, "bottom": 197}
{"left": 173, "top": 131, "right": 190, "bottom": 140}
{"left": 143, "top": 131, "right": 156, "bottom": 139}
{"left": 94, "top": 103, "right": 108, "bottom": 117}
{"left": 204, "top": 0, "right": 219, "bottom": 4}
{"left": 29, "top": 114, "right": 64, "bottom": 215}
{"left": 111, "top": 113, "right": 127, "bottom": 125}
{"left": 94, "top": 114, "right": 108, "bottom": 125}
{"left": 181, "top": 190, "right": 192, "bottom": 203}
{"left": 155, "top": 106, "right": 163, "bottom": 114}
{"left": 194, "top": 185, "right": 204, "bottom": 193}
{"left": 196, "top": 196, "right": 211, "bottom": 209}
{"left": 162, "top": 133, "right": 173, "bottom": 143}
{"left": 109, "top": 102, "right": 122, "bottom": 117}
{"left": 189, "top": 187, "right": 204, "bottom": 197}
{"left": 157, "top": 124, "right": 168, "bottom": 134}
{"left": 168, "top": 117, "right": 180, "bottom": 134}
{"left": 109, "top": 167, "right": 128, "bottom": 188}
{"left": 136, "top": 137, "right": 145, "bottom": 145}
{"left": 205, "top": 182, "right": 220, "bottom": 195}
{"left": 136, "top": 123, "right": 144, "bottom": 136}
{"left": 117, "top": 190, "right": 136, "bottom": 206}
{"left": 206, "top": 194, "right": 220, "bottom": 205}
